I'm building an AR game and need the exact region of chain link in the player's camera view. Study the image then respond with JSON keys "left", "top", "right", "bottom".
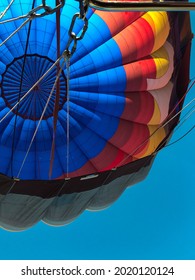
{"left": 63, "top": 0, "right": 89, "bottom": 58}
{"left": 0, "top": 0, "right": 65, "bottom": 22}
{"left": 77, "top": 0, "right": 89, "bottom": 19}
{"left": 27, "top": 0, "right": 65, "bottom": 18}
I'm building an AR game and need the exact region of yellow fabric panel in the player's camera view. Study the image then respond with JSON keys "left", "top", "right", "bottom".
{"left": 147, "top": 125, "right": 166, "bottom": 155}
{"left": 134, "top": 125, "right": 166, "bottom": 158}
{"left": 142, "top": 11, "right": 170, "bottom": 53}
{"left": 151, "top": 46, "right": 170, "bottom": 79}
{"left": 148, "top": 98, "right": 161, "bottom": 125}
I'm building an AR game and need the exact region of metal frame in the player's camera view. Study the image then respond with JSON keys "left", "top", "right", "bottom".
{"left": 88, "top": 0, "right": 195, "bottom": 11}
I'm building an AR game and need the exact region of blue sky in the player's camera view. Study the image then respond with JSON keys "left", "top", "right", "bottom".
{"left": 0, "top": 11, "right": 195, "bottom": 260}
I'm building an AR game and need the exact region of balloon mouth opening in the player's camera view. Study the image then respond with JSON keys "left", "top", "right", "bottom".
{"left": 1, "top": 54, "right": 67, "bottom": 120}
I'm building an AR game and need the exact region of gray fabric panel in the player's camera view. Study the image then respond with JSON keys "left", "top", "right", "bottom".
{"left": 0, "top": 194, "right": 54, "bottom": 231}
{"left": 42, "top": 188, "right": 99, "bottom": 226}
{"left": 87, "top": 160, "right": 153, "bottom": 210}
{"left": 0, "top": 158, "right": 154, "bottom": 230}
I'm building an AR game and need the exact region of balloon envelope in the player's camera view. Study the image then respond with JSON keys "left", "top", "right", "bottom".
{"left": 0, "top": 0, "right": 192, "bottom": 230}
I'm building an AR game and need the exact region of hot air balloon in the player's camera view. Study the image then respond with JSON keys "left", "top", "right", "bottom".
{"left": 0, "top": 0, "right": 192, "bottom": 231}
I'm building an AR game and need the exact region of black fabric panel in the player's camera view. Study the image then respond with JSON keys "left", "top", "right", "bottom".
{"left": 0, "top": 155, "right": 154, "bottom": 198}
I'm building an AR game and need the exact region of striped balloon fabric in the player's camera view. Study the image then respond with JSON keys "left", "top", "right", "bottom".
{"left": 0, "top": 0, "right": 192, "bottom": 230}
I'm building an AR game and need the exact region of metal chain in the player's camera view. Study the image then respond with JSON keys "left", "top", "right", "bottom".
{"left": 0, "top": 0, "right": 66, "bottom": 48}
{"left": 0, "top": 0, "right": 88, "bottom": 58}
{"left": 63, "top": 0, "right": 89, "bottom": 58}
{"left": 0, "top": 0, "right": 65, "bottom": 23}
{"left": 27, "top": 0, "right": 65, "bottom": 18}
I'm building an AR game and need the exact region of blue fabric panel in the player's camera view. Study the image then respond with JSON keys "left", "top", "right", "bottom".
{"left": 0, "top": 0, "right": 126, "bottom": 179}
{"left": 71, "top": 39, "right": 122, "bottom": 78}
{"left": 70, "top": 66, "right": 126, "bottom": 93}
{"left": 71, "top": 13, "right": 113, "bottom": 64}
